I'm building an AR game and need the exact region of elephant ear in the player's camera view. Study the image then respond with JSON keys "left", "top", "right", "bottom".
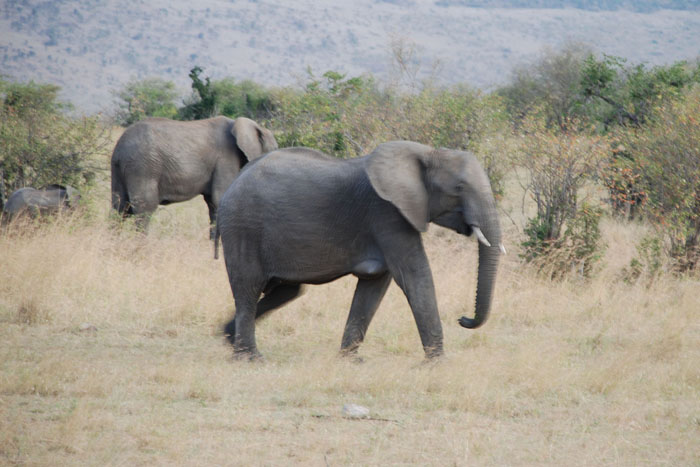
{"left": 365, "top": 141, "right": 430, "bottom": 232}
{"left": 231, "top": 117, "right": 279, "bottom": 162}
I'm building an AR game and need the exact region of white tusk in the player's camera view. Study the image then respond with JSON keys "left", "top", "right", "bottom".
{"left": 473, "top": 227, "right": 491, "bottom": 247}
{"left": 499, "top": 243, "right": 507, "bottom": 255}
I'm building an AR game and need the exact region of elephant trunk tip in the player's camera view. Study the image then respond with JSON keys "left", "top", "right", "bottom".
{"left": 458, "top": 315, "right": 487, "bottom": 329}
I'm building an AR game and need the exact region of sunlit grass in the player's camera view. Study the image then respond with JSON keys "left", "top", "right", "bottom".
{"left": 0, "top": 176, "right": 698, "bottom": 465}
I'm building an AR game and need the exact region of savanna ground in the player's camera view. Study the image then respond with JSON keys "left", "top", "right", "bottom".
{"left": 1, "top": 151, "right": 698, "bottom": 466}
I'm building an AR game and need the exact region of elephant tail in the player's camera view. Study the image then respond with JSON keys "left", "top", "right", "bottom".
{"left": 213, "top": 221, "right": 221, "bottom": 260}
{"left": 111, "top": 159, "right": 130, "bottom": 214}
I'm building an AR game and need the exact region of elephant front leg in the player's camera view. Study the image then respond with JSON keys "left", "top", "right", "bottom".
{"left": 383, "top": 242, "right": 444, "bottom": 359}
{"left": 341, "top": 273, "right": 392, "bottom": 357}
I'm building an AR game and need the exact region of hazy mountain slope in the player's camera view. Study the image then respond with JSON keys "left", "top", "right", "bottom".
{"left": 1, "top": 0, "right": 699, "bottom": 113}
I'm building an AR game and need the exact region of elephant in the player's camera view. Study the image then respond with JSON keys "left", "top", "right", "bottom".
{"left": 2, "top": 184, "right": 80, "bottom": 223}
{"left": 110, "top": 116, "right": 278, "bottom": 236}
{"left": 215, "top": 141, "right": 504, "bottom": 360}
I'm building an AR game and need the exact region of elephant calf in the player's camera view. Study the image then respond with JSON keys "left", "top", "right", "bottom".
{"left": 110, "top": 116, "right": 277, "bottom": 237}
{"left": 216, "top": 141, "right": 504, "bottom": 360}
{"left": 2, "top": 185, "right": 80, "bottom": 223}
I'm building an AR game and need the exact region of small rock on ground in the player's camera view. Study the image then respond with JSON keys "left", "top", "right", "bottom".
{"left": 342, "top": 404, "right": 370, "bottom": 419}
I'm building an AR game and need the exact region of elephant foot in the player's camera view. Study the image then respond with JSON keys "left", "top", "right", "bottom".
{"left": 423, "top": 345, "right": 444, "bottom": 360}
{"left": 339, "top": 348, "right": 364, "bottom": 364}
{"left": 223, "top": 319, "right": 236, "bottom": 346}
{"left": 233, "top": 349, "right": 264, "bottom": 362}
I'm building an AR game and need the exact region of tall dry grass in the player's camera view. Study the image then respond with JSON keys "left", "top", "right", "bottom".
{"left": 0, "top": 171, "right": 698, "bottom": 465}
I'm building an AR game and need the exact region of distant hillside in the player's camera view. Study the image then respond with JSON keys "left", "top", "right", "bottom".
{"left": 1, "top": 0, "right": 699, "bottom": 114}
{"left": 433, "top": 0, "right": 699, "bottom": 11}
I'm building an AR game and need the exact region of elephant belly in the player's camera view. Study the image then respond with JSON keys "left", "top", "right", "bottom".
{"left": 351, "top": 259, "right": 387, "bottom": 279}
{"left": 158, "top": 171, "right": 210, "bottom": 203}
{"left": 263, "top": 246, "right": 387, "bottom": 285}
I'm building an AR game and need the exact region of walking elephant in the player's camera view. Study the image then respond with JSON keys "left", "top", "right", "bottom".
{"left": 110, "top": 116, "right": 278, "bottom": 236}
{"left": 215, "top": 141, "right": 504, "bottom": 360}
{"left": 2, "top": 185, "right": 80, "bottom": 223}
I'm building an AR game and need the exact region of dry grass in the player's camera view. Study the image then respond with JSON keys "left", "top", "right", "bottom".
{"left": 1, "top": 173, "right": 698, "bottom": 466}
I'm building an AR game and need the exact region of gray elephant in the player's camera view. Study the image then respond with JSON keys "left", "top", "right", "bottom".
{"left": 110, "top": 116, "right": 278, "bottom": 235}
{"left": 2, "top": 184, "right": 80, "bottom": 223}
{"left": 215, "top": 141, "right": 504, "bottom": 360}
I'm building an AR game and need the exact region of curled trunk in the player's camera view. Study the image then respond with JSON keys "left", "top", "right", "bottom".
{"left": 459, "top": 205, "right": 501, "bottom": 329}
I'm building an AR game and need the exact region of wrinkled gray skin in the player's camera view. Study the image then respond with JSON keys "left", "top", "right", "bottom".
{"left": 216, "top": 141, "right": 503, "bottom": 360}
{"left": 111, "top": 116, "right": 277, "bottom": 236}
{"left": 2, "top": 185, "right": 80, "bottom": 223}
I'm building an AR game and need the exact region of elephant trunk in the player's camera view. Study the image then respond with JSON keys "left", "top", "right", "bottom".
{"left": 459, "top": 201, "right": 501, "bottom": 329}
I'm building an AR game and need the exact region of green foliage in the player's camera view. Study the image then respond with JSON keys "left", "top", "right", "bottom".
{"left": 211, "top": 78, "right": 274, "bottom": 120}
{"left": 613, "top": 86, "right": 700, "bottom": 272}
{"left": 497, "top": 42, "right": 593, "bottom": 129}
{"left": 600, "top": 144, "right": 646, "bottom": 219}
{"left": 622, "top": 235, "right": 665, "bottom": 284}
{"left": 178, "top": 66, "right": 217, "bottom": 120}
{"left": 522, "top": 203, "right": 604, "bottom": 279}
{"left": 270, "top": 70, "right": 376, "bottom": 157}
{"left": 177, "top": 67, "right": 276, "bottom": 121}
{"left": 580, "top": 55, "right": 699, "bottom": 129}
{"left": 269, "top": 69, "right": 510, "bottom": 195}
{"left": 499, "top": 46, "right": 700, "bottom": 134}
{"left": 0, "top": 78, "right": 109, "bottom": 207}
{"left": 114, "top": 77, "right": 178, "bottom": 126}
{"left": 515, "top": 113, "right": 607, "bottom": 278}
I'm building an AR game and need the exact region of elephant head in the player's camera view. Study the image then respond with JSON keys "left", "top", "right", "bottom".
{"left": 44, "top": 184, "right": 81, "bottom": 207}
{"left": 366, "top": 141, "right": 503, "bottom": 329}
{"left": 232, "top": 117, "right": 278, "bottom": 163}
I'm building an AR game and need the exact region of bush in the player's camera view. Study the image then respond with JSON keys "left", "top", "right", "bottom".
{"left": 621, "top": 235, "right": 665, "bottom": 285}
{"left": 523, "top": 203, "right": 604, "bottom": 280}
{"left": 212, "top": 78, "right": 274, "bottom": 120}
{"left": 113, "top": 77, "right": 179, "bottom": 126}
{"left": 268, "top": 70, "right": 510, "bottom": 195}
{"left": 515, "top": 113, "right": 608, "bottom": 278}
{"left": 269, "top": 70, "right": 373, "bottom": 157}
{"left": 0, "top": 79, "right": 110, "bottom": 207}
{"left": 178, "top": 66, "right": 217, "bottom": 121}
{"left": 613, "top": 86, "right": 700, "bottom": 272}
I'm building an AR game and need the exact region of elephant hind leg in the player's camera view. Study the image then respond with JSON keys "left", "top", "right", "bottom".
{"left": 257, "top": 283, "right": 304, "bottom": 317}
{"left": 124, "top": 179, "right": 159, "bottom": 231}
{"left": 340, "top": 273, "right": 392, "bottom": 356}
{"left": 204, "top": 194, "right": 217, "bottom": 240}
{"left": 224, "top": 283, "right": 304, "bottom": 349}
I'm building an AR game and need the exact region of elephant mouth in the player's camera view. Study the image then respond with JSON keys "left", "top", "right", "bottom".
{"left": 471, "top": 224, "right": 507, "bottom": 254}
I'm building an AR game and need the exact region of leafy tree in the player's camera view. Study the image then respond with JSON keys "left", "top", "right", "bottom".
{"left": 113, "top": 77, "right": 178, "bottom": 126}
{"left": 515, "top": 112, "right": 608, "bottom": 278}
{"left": 178, "top": 66, "right": 217, "bottom": 120}
{"left": 613, "top": 86, "right": 700, "bottom": 272}
{"left": 580, "top": 55, "right": 700, "bottom": 129}
{"left": 270, "top": 70, "right": 372, "bottom": 156}
{"left": 211, "top": 78, "right": 274, "bottom": 120}
{"left": 583, "top": 57, "right": 700, "bottom": 218}
{"left": 497, "top": 42, "right": 593, "bottom": 129}
{"left": 269, "top": 68, "right": 509, "bottom": 194}
{"left": 0, "top": 78, "right": 109, "bottom": 207}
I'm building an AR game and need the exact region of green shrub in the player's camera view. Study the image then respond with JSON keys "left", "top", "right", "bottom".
{"left": 622, "top": 235, "right": 665, "bottom": 284}
{"left": 515, "top": 113, "right": 608, "bottom": 278}
{"left": 613, "top": 86, "right": 700, "bottom": 272}
{"left": 113, "top": 77, "right": 178, "bottom": 126}
{"left": 0, "top": 79, "right": 109, "bottom": 206}
{"left": 522, "top": 204, "right": 604, "bottom": 279}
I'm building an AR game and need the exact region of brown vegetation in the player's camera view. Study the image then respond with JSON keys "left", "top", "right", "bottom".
{"left": 1, "top": 165, "right": 698, "bottom": 465}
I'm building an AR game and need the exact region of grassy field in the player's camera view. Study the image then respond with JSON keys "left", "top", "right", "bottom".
{"left": 1, "top": 161, "right": 698, "bottom": 465}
